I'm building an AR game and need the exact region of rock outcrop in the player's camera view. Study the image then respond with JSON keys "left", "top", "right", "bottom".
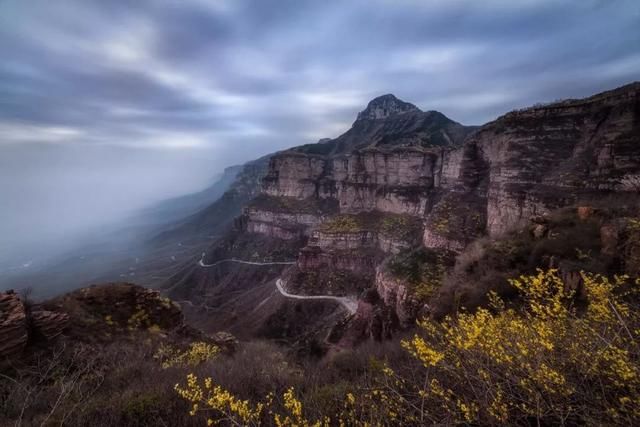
{"left": 0, "top": 290, "right": 70, "bottom": 360}
{"left": 0, "top": 291, "right": 28, "bottom": 359}
{"left": 356, "top": 94, "right": 421, "bottom": 121}
{"left": 30, "top": 310, "right": 69, "bottom": 340}
{"left": 375, "top": 268, "right": 420, "bottom": 327}
{"left": 476, "top": 83, "right": 640, "bottom": 237}
{"left": 47, "top": 283, "right": 184, "bottom": 336}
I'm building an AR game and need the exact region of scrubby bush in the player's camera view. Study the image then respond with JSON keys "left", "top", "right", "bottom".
{"left": 387, "top": 248, "right": 455, "bottom": 301}
{"left": 175, "top": 270, "right": 640, "bottom": 426}
{"left": 155, "top": 341, "right": 220, "bottom": 368}
{"left": 399, "top": 269, "right": 640, "bottom": 425}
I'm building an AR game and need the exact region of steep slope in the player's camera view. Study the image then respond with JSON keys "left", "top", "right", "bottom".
{"left": 0, "top": 286, "right": 236, "bottom": 426}
{"left": 151, "top": 156, "right": 269, "bottom": 246}
{"left": 424, "top": 81, "right": 640, "bottom": 249}
{"left": 1, "top": 157, "right": 269, "bottom": 298}
{"left": 135, "top": 165, "right": 243, "bottom": 227}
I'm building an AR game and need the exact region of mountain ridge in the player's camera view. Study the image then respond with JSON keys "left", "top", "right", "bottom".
{"left": 162, "top": 82, "right": 639, "bottom": 347}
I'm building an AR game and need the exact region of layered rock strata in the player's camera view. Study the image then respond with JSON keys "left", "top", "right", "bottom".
{"left": 276, "top": 85, "right": 638, "bottom": 326}
{"left": 168, "top": 84, "right": 640, "bottom": 343}
{"left": 0, "top": 290, "right": 70, "bottom": 360}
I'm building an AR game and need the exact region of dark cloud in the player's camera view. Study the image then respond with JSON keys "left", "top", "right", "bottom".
{"left": 2, "top": 0, "right": 638, "bottom": 142}
{"left": 0, "top": 0, "right": 638, "bottom": 260}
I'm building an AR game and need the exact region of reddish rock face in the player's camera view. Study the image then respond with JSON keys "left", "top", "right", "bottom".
{"left": 0, "top": 291, "right": 70, "bottom": 360}
{"left": 600, "top": 222, "right": 620, "bottom": 257}
{"left": 262, "top": 84, "right": 640, "bottom": 259}
{"left": 375, "top": 268, "right": 420, "bottom": 327}
{"left": 0, "top": 291, "right": 28, "bottom": 359}
{"left": 30, "top": 310, "right": 69, "bottom": 341}
{"left": 245, "top": 208, "right": 324, "bottom": 240}
{"left": 477, "top": 84, "right": 640, "bottom": 237}
{"left": 578, "top": 206, "right": 595, "bottom": 220}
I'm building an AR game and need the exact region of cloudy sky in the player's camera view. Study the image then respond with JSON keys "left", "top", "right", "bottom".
{"left": 0, "top": 0, "right": 639, "bottom": 256}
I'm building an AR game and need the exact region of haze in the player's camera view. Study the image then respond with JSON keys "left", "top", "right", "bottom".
{"left": 1, "top": 0, "right": 639, "bottom": 267}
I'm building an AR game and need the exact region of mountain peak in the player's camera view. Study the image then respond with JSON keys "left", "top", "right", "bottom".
{"left": 356, "top": 94, "right": 421, "bottom": 121}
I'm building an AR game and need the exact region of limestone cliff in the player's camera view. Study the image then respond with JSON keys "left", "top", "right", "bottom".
{"left": 434, "top": 82, "right": 640, "bottom": 242}
{"left": 260, "top": 83, "right": 639, "bottom": 248}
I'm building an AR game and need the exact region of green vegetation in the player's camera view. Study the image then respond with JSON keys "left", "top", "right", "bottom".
{"left": 426, "top": 195, "right": 485, "bottom": 244}
{"left": 249, "top": 194, "right": 338, "bottom": 215}
{"left": 155, "top": 342, "right": 220, "bottom": 369}
{"left": 379, "top": 214, "right": 422, "bottom": 240}
{"left": 287, "top": 267, "right": 373, "bottom": 296}
{"left": 319, "top": 212, "right": 422, "bottom": 241}
{"left": 431, "top": 207, "right": 640, "bottom": 316}
{"left": 319, "top": 215, "right": 361, "bottom": 233}
{"left": 387, "top": 248, "right": 455, "bottom": 300}
{"left": 5, "top": 207, "right": 640, "bottom": 426}
{"left": 127, "top": 306, "right": 151, "bottom": 330}
{"left": 4, "top": 266, "right": 640, "bottom": 425}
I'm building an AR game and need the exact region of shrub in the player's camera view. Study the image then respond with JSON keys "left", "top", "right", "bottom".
{"left": 400, "top": 269, "right": 640, "bottom": 425}
{"left": 319, "top": 215, "right": 361, "bottom": 233}
{"left": 387, "top": 248, "right": 455, "bottom": 301}
{"left": 154, "top": 342, "right": 220, "bottom": 369}
{"left": 175, "top": 270, "right": 640, "bottom": 426}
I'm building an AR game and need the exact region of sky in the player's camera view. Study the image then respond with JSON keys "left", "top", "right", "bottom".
{"left": 0, "top": 0, "right": 639, "bottom": 258}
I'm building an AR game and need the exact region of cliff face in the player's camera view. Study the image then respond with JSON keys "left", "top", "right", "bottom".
{"left": 0, "top": 290, "right": 70, "bottom": 360}
{"left": 258, "top": 84, "right": 638, "bottom": 323}
{"left": 261, "top": 94, "right": 474, "bottom": 220}
{"left": 168, "top": 83, "right": 640, "bottom": 345}
{"left": 467, "top": 83, "right": 640, "bottom": 237}
{"left": 0, "top": 291, "right": 30, "bottom": 359}
{"left": 262, "top": 83, "right": 639, "bottom": 241}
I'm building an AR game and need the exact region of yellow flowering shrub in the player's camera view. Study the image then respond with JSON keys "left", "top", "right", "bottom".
{"left": 155, "top": 342, "right": 220, "bottom": 369}
{"left": 175, "top": 269, "right": 640, "bottom": 426}
{"left": 127, "top": 305, "right": 151, "bottom": 330}
{"left": 400, "top": 269, "right": 640, "bottom": 425}
{"left": 175, "top": 376, "right": 339, "bottom": 426}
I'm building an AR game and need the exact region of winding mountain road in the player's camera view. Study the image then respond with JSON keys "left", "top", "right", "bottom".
{"left": 276, "top": 278, "right": 358, "bottom": 315}
{"left": 195, "top": 253, "right": 357, "bottom": 315}
{"left": 198, "top": 253, "right": 296, "bottom": 268}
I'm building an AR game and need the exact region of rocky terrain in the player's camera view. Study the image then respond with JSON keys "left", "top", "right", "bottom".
{"left": 0, "top": 285, "right": 242, "bottom": 426}
{"left": 0, "top": 284, "right": 237, "bottom": 363}
{"left": 165, "top": 83, "right": 639, "bottom": 348}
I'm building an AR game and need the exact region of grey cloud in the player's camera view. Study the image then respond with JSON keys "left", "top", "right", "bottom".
{"left": 0, "top": 0, "right": 638, "bottom": 263}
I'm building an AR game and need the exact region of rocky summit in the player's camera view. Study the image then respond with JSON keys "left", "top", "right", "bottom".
{"left": 355, "top": 94, "right": 421, "bottom": 120}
